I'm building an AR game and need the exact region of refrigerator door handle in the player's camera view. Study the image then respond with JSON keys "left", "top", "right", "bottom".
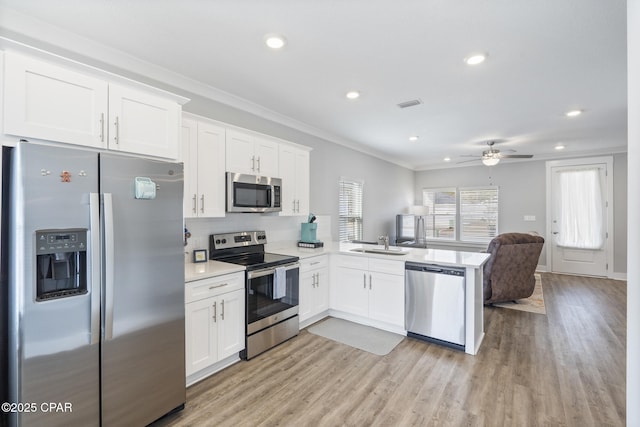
{"left": 103, "top": 192, "right": 115, "bottom": 340}
{"left": 90, "top": 193, "right": 101, "bottom": 345}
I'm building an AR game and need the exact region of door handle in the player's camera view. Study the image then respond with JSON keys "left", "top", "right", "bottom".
{"left": 103, "top": 193, "right": 115, "bottom": 341}
{"left": 552, "top": 231, "right": 559, "bottom": 235}
{"left": 369, "top": 274, "right": 372, "bottom": 290}
{"left": 221, "top": 299, "right": 225, "bottom": 320}
{"left": 212, "top": 301, "right": 217, "bottom": 322}
{"left": 315, "top": 272, "right": 319, "bottom": 287}
{"left": 200, "top": 194, "right": 205, "bottom": 213}
{"left": 113, "top": 116, "right": 119, "bottom": 145}
{"left": 257, "top": 156, "right": 261, "bottom": 173}
{"left": 251, "top": 155, "right": 256, "bottom": 171}
{"left": 99, "top": 113, "right": 105, "bottom": 143}
{"left": 363, "top": 273, "right": 366, "bottom": 289}
{"left": 89, "top": 193, "right": 101, "bottom": 345}
{"left": 192, "top": 194, "right": 197, "bottom": 214}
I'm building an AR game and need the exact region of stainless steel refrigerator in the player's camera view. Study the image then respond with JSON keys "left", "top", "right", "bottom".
{"left": 5, "top": 142, "right": 185, "bottom": 426}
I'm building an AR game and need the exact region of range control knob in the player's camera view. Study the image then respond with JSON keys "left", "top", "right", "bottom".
{"left": 215, "top": 239, "right": 221, "bottom": 245}
{"left": 221, "top": 239, "right": 227, "bottom": 244}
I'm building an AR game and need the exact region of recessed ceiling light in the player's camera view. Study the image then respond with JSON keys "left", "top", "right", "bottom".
{"left": 444, "top": 157, "right": 451, "bottom": 162}
{"left": 566, "top": 109, "right": 582, "bottom": 117}
{"left": 346, "top": 91, "right": 360, "bottom": 100}
{"left": 464, "top": 53, "right": 487, "bottom": 65}
{"left": 409, "top": 136, "right": 419, "bottom": 142}
{"left": 555, "top": 144, "right": 566, "bottom": 150}
{"left": 264, "top": 34, "right": 287, "bottom": 49}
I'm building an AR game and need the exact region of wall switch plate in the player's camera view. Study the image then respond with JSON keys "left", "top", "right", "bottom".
{"left": 524, "top": 215, "right": 536, "bottom": 221}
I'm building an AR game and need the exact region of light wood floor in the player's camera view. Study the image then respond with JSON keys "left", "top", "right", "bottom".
{"left": 154, "top": 273, "right": 626, "bottom": 427}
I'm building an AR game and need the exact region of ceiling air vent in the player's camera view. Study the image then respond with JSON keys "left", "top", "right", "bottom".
{"left": 397, "top": 99, "right": 423, "bottom": 109}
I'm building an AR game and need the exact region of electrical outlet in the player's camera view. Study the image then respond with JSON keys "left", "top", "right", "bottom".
{"left": 524, "top": 215, "right": 536, "bottom": 222}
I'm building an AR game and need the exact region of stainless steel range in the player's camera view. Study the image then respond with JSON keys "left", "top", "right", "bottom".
{"left": 209, "top": 231, "right": 299, "bottom": 360}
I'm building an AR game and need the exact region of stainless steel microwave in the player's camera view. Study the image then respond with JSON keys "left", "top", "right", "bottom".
{"left": 226, "top": 172, "right": 282, "bottom": 213}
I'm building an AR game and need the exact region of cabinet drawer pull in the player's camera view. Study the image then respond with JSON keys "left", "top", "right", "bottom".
{"left": 212, "top": 301, "right": 217, "bottom": 322}
{"left": 310, "top": 261, "right": 320, "bottom": 266}
{"left": 208, "top": 283, "right": 228, "bottom": 290}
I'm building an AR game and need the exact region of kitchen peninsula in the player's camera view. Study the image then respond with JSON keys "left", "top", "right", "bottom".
{"left": 267, "top": 242, "right": 491, "bottom": 356}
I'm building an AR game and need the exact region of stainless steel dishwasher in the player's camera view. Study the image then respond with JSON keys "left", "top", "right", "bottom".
{"left": 405, "top": 262, "right": 466, "bottom": 350}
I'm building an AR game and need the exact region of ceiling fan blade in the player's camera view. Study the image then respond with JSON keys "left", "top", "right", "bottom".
{"left": 459, "top": 154, "right": 481, "bottom": 158}
{"left": 500, "top": 154, "right": 533, "bottom": 158}
{"left": 456, "top": 158, "right": 481, "bottom": 164}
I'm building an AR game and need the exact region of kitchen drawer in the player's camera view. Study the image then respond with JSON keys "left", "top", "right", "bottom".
{"left": 333, "top": 254, "right": 369, "bottom": 270}
{"left": 300, "top": 255, "right": 328, "bottom": 272}
{"left": 186, "top": 271, "right": 244, "bottom": 303}
{"left": 368, "top": 258, "right": 405, "bottom": 276}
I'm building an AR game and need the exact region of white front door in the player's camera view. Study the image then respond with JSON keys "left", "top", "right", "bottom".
{"left": 547, "top": 157, "right": 613, "bottom": 277}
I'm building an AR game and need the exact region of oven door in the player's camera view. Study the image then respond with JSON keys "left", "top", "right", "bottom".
{"left": 246, "top": 263, "right": 299, "bottom": 334}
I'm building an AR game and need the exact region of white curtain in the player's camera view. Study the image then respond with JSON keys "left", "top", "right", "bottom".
{"left": 557, "top": 168, "right": 604, "bottom": 249}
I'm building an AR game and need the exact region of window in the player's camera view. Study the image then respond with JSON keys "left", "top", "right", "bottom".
{"left": 422, "top": 186, "right": 499, "bottom": 243}
{"left": 460, "top": 187, "right": 499, "bottom": 242}
{"left": 339, "top": 178, "right": 363, "bottom": 242}
{"left": 422, "top": 188, "right": 457, "bottom": 239}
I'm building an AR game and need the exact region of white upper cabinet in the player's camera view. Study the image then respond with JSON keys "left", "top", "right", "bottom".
{"left": 3, "top": 52, "right": 185, "bottom": 160}
{"left": 279, "top": 144, "right": 310, "bottom": 216}
{"left": 226, "top": 129, "right": 278, "bottom": 176}
{"left": 182, "top": 114, "right": 226, "bottom": 218}
{"left": 108, "top": 83, "right": 180, "bottom": 159}
{"left": 4, "top": 52, "right": 109, "bottom": 149}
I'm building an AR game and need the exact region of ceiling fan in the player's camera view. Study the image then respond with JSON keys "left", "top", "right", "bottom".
{"left": 459, "top": 141, "right": 533, "bottom": 166}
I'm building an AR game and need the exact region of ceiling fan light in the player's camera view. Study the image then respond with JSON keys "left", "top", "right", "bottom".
{"left": 482, "top": 157, "right": 500, "bottom": 166}
{"left": 465, "top": 53, "right": 487, "bottom": 65}
{"left": 264, "top": 34, "right": 287, "bottom": 49}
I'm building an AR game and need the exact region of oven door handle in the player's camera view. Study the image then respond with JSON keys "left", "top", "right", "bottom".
{"left": 247, "top": 262, "right": 299, "bottom": 280}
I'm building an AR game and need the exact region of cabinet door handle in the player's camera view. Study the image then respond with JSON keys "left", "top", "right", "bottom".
{"left": 257, "top": 156, "right": 261, "bottom": 172}
{"left": 192, "top": 195, "right": 197, "bottom": 214}
{"left": 296, "top": 200, "right": 300, "bottom": 212}
{"left": 311, "top": 274, "right": 316, "bottom": 288}
{"left": 251, "top": 155, "right": 256, "bottom": 171}
{"left": 316, "top": 272, "right": 320, "bottom": 287}
{"left": 369, "top": 274, "right": 372, "bottom": 290}
{"left": 363, "top": 273, "right": 366, "bottom": 289}
{"left": 114, "top": 116, "right": 119, "bottom": 145}
{"left": 293, "top": 200, "right": 296, "bottom": 212}
{"left": 99, "top": 113, "right": 105, "bottom": 142}
{"left": 221, "top": 300, "right": 225, "bottom": 320}
{"left": 212, "top": 301, "right": 217, "bottom": 322}
{"left": 200, "top": 195, "right": 205, "bottom": 213}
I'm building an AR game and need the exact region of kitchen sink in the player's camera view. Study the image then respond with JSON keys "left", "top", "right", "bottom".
{"left": 349, "top": 247, "right": 409, "bottom": 256}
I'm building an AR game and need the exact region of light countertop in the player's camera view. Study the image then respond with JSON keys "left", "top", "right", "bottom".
{"left": 266, "top": 241, "right": 490, "bottom": 268}
{"left": 185, "top": 260, "right": 246, "bottom": 283}
{"left": 185, "top": 241, "right": 490, "bottom": 283}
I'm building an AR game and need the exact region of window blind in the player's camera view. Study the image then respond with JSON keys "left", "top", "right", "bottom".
{"left": 460, "top": 187, "right": 499, "bottom": 242}
{"left": 339, "top": 178, "right": 363, "bottom": 242}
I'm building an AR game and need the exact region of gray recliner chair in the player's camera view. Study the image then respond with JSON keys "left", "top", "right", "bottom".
{"left": 483, "top": 232, "right": 545, "bottom": 304}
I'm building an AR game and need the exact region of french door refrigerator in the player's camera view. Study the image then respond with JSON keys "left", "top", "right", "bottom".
{"left": 5, "top": 142, "right": 185, "bottom": 426}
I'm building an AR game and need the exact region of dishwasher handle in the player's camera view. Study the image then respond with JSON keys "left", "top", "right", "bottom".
{"left": 405, "top": 262, "right": 465, "bottom": 277}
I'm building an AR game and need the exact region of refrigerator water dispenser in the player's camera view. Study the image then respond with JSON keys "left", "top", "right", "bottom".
{"left": 35, "top": 229, "right": 88, "bottom": 301}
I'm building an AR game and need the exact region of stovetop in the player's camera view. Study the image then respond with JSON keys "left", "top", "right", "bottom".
{"left": 209, "top": 230, "right": 298, "bottom": 271}
{"left": 216, "top": 252, "right": 299, "bottom": 271}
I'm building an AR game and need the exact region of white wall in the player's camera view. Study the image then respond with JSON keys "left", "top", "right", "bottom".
{"left": 184, "top": 93, "right": 415, "bottom": 243}
{"left": 627, "top": 1, "right": 639, "bottom": 423}
{"left": 415, "top": 154, "right": 628, "bottom": 275}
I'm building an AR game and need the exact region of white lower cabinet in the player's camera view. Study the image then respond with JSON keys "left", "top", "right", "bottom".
{"left": 299, "top": 255, "right": 329, "bottom": 326}
{"left": 185, "top": 272, "right": 245, "bottom": 384}
{"left": 331, "top": 255, "right": 405, "bottom": 330}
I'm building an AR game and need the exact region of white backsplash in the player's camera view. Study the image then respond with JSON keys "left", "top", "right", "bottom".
{"left": 184, "top": 214, "right": 332, "bottom": 261}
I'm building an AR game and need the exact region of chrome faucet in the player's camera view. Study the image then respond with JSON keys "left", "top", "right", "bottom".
{"left": 378, "top": 235, "right": 390, "bottom": 250}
